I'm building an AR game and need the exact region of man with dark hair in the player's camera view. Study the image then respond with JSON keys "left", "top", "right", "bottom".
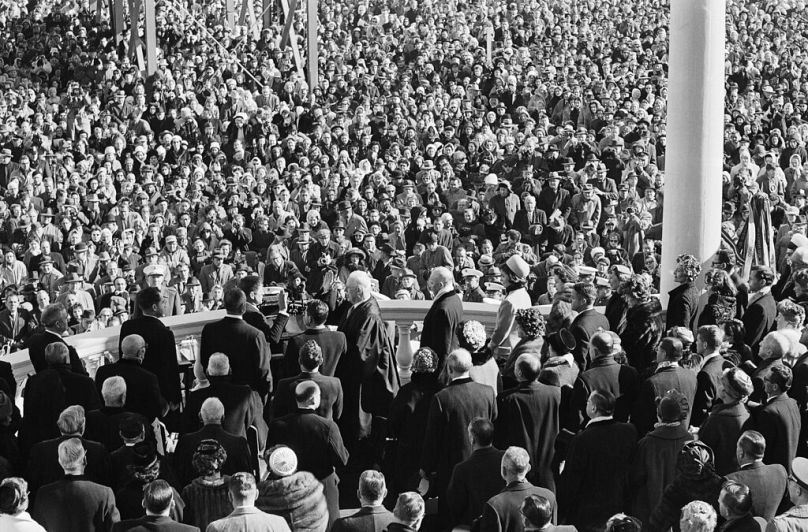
{"left": 267, "top": 381, "right": 349, "bottom": 528}
{"left": 631, "top": 337, "right": 698, "bottom": 436}
{"left": 112, "top": 479, "right": 199, "bottom": 531}
{"left": 119, "top": 287, "right": 182, "bottom": 409}
{"left": 446, "top": 418, "right": 506, "bottom": 527}
{"left": 692, "top": 325, "right": 735, "bottom": 426}
{"left": 744, "top": 363, "right": 801, "bottom": 473}
{"left": 200, "top": 288, "right": 272, "bottom": 398}
{"left": 240, "top": 274, "right": 289, "bottom": 355}
{"left": 332, "top": 470, "right": 395, "bottom": 532}
{"left": 743, "top": 266, "right": 777, "bottom": 350}
{"left": 559, "top": 390, "right": 637, "bottom": 531}
{"left": 272, "top": 340, "right": 343, "bottom": 421}
{"left": 569, "top": 332, "right": 638, "bottom": 428}
{"left": 26, "top": 302, "right": 86, "bottom": 375}
{"left": 283, "top": 298, "right": 346, "bottom": 378}
{"left": 569, "top": 282, "right": 610, "bottom": 367}
{"left": 495, "top": 354, "right": 561, "bottom": 491}
{"left": 726, "top": 431, "right": 788, "bottom": 520}
{"left": 717, "top": 480, "right": 757, "bottom": 532}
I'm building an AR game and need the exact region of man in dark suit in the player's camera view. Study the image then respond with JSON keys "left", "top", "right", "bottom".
{"left": 742, "top": 266, "right": 777, "bottom": 351}
{"left": 666, "top": 254, "right": 702, "bottom": 331}
{"left": 172, "top": 397, "right": 252, "bottom": 486}
{"left": 692, "top": 325, "right": 735, "bottom": 427}
{"left": 112, "top": 479, "right": 199, "bottom": 531}
{"left": 495, "top": 354, "right": 561, "bottom": 491}
{"left": 569, "top": 332, "right": 638, "bottom": 429}
{"left": 332, "top": 470, "right": 395, "bottom": 532}
{"left": 119, "top": 287, "right": 182, "bottom": 409}
{"left": 631, "top": 337, "right": 698, "bottom": 436}
{"left": 726, "top": 431, "right": 788, "bottom": 520}
{"left": 479, "top": 446, "right": 557, "bottom": 532}
{"left": 96, "top": 334, "right": 164, "bottom": 422}
{"left": 240, "top": 275, "right": 288, "bottom": 355}
{"left": 20, "top": 343, "right": 101, "bottom": 452}
{"left": 717, "top": 481, "right": 760, "bottom": 532}
{"left": 32, "top": 438, "right": 120, "bottom": 532}
{"left": 420, "top": 348, "right": 497, "bottom": 524}
{"left": 560, "top": 390, "right": 638, "bottom": 532}
{"left": 273, "top": 339, "right": 343, "bottom": 421}
{"left": 85, "top": 377, "right": 150, "bottom": 453}
{"left": 337, "top": 272, "right": 400, "bottom": 450}
{"left": 446, "top": 418, "right": 506, "bottom": 527}
{"left": 26, "top": 405, "right": 111, "bottom": 495}
{"left": 0, "top": 290, "right": 34, "bottom": 350}
{"left": 267, "top": 381, "right": 350, "bottom": 528}
{"left": 200, "top": 288, "right": 272, "bottom": 398}
{"left": 419, "top": 267, "right": 463, "bottom": 369}
{"left": 569, "top": 282, "right": 610, "bottom": 367}
{"left": 26, "top": 303, "right": 87, "bottom": 375}
{"left": 284, "top": 299, "right": 346, "bottom": 378}
{"left": 743, "top": 363, "right": 802, "bottom": 473}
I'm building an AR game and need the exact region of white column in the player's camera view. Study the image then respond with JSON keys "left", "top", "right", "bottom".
{"left": 659, "top": 0, "right": 726, "bottom": 306}
{"left": 396, "top": 320, "right": 415, "bottom": 384}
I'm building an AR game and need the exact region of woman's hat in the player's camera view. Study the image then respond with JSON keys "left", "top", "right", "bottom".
{"left": 267, "top": 446, "right": 298, "bottom": 477}
{"left": 547, "top": 328, "right": 576, "bottom": 354}
{"left": 504, "top": 255, "right": 530, "bottom": 281}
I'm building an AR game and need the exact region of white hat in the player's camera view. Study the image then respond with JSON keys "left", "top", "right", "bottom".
{"left": 143, "top": 265, "right": 165, "bottom": 277}
{"left": 484, "top": 173, "right": 498, "bottom": 186}
{"left": 504, "top": 255, "right": 530, "bottom": 280}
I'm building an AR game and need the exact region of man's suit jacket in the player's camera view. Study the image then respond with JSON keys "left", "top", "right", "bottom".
{"left": 112, "top": 514, "right": 200, "bottom": 532}
{"left": 698, "top": 401, "right": 751, "bottom": 476}
{"left": 692, "top": 354, "right": 735, "bottom": 427}
{"left": 272, "top": 371, "right": 343, "bottom": 421}
{"left": 332, "top": 506, "right": 395, "bottom": 532}
{"left": 85, "top": 407, "right": 149, "bottom": 453}
{"left": 479, "top": 480, "right": 557, "bottom": 532}
{"left": 446, "top": 446, "right": 506, "bottom": 526}
{"left": 560, "top": 419, "right": 637, "bottom": 532}
{"left": 27, "top": 330, "right": 87, "bottom": 375}
{"left": 420, "top": 377, "right": 498, "bottom": 495}
{"left": 726, "top": 461, "right": 788, "bottom": 520}
{"left": 32, "top": 475, "right": 120, "bottom": 532}
{"left": 173, "top": 423, "right": 252, "bottom": 487}
{"left": 742, "top": 291, "right": 776, "bottom": 349}
{"left": 0, "top": 307, "right": 34, "bottom": 345}
{"left": 0, "top": 359, "right": 16, "bottom": 398}
{"left": 119, "top": 315, "right": 181, "bottom": 405}
{"left": 419, "top": 290, "right": 463, "bottom": 368}
{"left": 666, "top": 281, "right": 701, "bottom": 331}
{"left": 184, "top": 376, "right": 267, "bottom": 440}
{"left": 495, "top": 381, "right": 561, "bottom": 491}
{"left": 631, "top": 364, "right": 698, "bottom": 436}
{"left": 200, "top": 316, "right": 272, "bottom": 397}
{"left": 569, "top": 308, "right": 610, "bottom": 367}
{"left": 95, "top": 359, "right": 164, "bottom": 421}
{"left": 744, "top": 393, "right": 802, "bottom": 473}
{"left": 27, "top": 435, "right": 111, "bottom": 493}
{"left": 283, "top": 327, "right": 346, "bottom": 379}
{"left": 243, "top": 304, "right": 288, "bottom": 354}
{"left": 160, "top": 286, "right": 183, "bottom": 317}
{"left": 570, "top": 356, "right": 638, "bottom": 428}
{"left": 266, "top": 409, "right": 349, "bottom": 481}
{"left": 206, "top": 506, "right": 291, "bottom": 532}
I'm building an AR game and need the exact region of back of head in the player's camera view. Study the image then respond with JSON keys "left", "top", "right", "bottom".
{"left": 58, "top": 437, "right": 86, "bottom": 473}
{"left": 590, "top": 331, "right": 614, "bottom": 358}
{"left": 760, "top": 331, "right": 790, "bottom": 360}
{"left": 515, "top": 353, "right": 541, "bottom": 382}
{"left": 697, "top": 325, "right": 724, "bottom": 352}
{"left": 469, "top": 417, "right": 495, "bottom": 447}
{"left": 44, "top": 342, "right": 69, "bottom": 366}
{"left": 295, "top": 380, "right": 320, "bottom": 407}
{"left": 193, "top": 439, "right": 228, "bottom": 477}
{"left": 101, "top": 376, "right": 127, "bottom": 407}
{"left": 299, "top": 340, "right": 324, "bottom": 371}
{"left": 224, "top": 288, "right": 247, "bottom": 315}
{"left": 766, "top": 362, "right": 793, "bottom": 393}
{"left": 358, "top": 470, "right": 387, "bottom": 504}
{"left": 430, "top": 266, "right": 454, "bottom": 287}
{"left": 207, "top": 353, "right": 231, "bottom": 377}
{"left": 572, "top": 282, "right": 597, "bottom": 306}
{"left": 305, "top": 299, "right": 329, "bottom": 326}
{"left": 589, "top": 389, "right": 616, "bottom": 417}
{"left": 605, "top": 514, "right": 643, "bottom": 532}
{"left": 720, "top": 481, "right": 752, "bottom": 518}
{"left": 394, "top": 492, "right": 425, "bottom": 527}
{"left": 137, "top": 287, "right": 162, "bottom": 313}
{"left": 659, "top": 337, "right": 684, "bottom": 361}
{"left": 521, "top": 494, "right": 553, "bottom": 529}
{"left": 346, "top": 270, "right": 372, "bottom": 302}
{"left": 228, "top": 472, "right": 257, "bottom": 503}
{"left": 737, "top": 430, "right": 766, "bottom": 460}
{"left": 239, "top": 275, "right": 262, "bottom": 298}
{"left": 143, "top": 479, "right": 174, "bottom": 515}
{"left": 446, "top": 348, "right": 473, "bottom": 374}
{"left": 502, "top": 446, "right": 531, "bottom": 480}
{"left": 199, "top": 397, "right": 225, "bottom": 424}
{"left": 57, "top": 405, "right": 85, "bottom": 435}
{"left": 121, "top": 334, "right": 145, "bottom": 359}
{"left": 680, "top": 500, "right": 718, "bottom": 532}
{"left": 0, "top": 477, "right": 28, "bottom": 515}
{"left": 41, "top": 303, "right": 67, "bottom": 330}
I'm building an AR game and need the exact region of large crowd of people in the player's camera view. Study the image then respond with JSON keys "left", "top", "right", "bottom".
{"left": 2, "top": 0, "right": 808, "bottom": 530}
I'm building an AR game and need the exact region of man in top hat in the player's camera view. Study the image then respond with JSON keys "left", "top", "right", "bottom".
{"left": 462, "top": 269, "right": 486, "bottom": 303}
{"left": 338, "top": 201, "right": 368, "bottom": 241}
{"left": 143, "top": 265, "right": 182, "bottom": 318}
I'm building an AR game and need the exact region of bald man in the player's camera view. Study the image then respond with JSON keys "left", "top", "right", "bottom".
{"left": 420, "top": 267, "right": 464, "bottom": 370}
{"left": 95, "top": 334, "right": 165, "bottom": 422}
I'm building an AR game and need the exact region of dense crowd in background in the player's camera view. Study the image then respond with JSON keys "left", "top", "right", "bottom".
{"left": 3, "top": 0, "right": 808, "bottom": 530}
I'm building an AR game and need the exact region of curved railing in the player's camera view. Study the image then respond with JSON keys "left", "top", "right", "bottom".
{"left": 7, "top": 299, "right": 560, "bottom": 394}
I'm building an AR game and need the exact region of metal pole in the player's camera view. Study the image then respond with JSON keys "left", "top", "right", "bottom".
{"left": 659, "top": 0, "right": 725, "bottom": 305}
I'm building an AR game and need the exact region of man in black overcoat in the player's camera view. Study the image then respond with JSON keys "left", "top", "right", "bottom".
{"left": 419, "top": 267, "right": 463, "bottom": 370}
{"left": 666, "top": 254, "right": 702, "bottom": 331}
{"left": 284, "top": 299, "right": 346, "bottom": 378}
{"left": 742, "top": 266, "right": 777, "bottom": 351}
{"left": 96, "top": 334, "right": 164, "bottom": 422}
{"left": 27, "top": 303, "right": 86, "bottom": 375}
{"left": 272, "top": 340, "right": 343, "bottom": 421}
